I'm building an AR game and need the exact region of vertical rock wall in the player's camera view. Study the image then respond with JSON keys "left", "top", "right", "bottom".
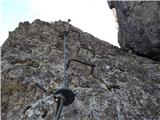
{"left": 1, "top": 19, "right": 160, "bottom": 120}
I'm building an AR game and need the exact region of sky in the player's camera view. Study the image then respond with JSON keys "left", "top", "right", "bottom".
{"left": 0, "top": 0, "right": 118, "bottom": 46}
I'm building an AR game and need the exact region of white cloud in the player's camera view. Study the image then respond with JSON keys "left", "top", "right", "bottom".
{"left": 28, "top": 0, "right": 118, "bottom": 46}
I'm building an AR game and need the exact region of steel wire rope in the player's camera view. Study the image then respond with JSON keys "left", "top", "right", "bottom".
{"left": 54, "top": 19, "right": 75, "bottom": 120}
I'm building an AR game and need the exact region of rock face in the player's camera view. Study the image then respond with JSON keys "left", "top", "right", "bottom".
{"left": 108, "top": 1, "right": 160, "bottom": 61}
{"left": 1, "top": 19, "right": 160, "bottom": 120}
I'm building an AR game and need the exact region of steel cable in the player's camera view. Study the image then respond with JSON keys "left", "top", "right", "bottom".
{"left": 54, "top": 19, "right": 73, "bottom": 120}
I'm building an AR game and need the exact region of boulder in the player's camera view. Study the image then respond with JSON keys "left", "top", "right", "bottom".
{"left": 108, "top": 1, "right": 160, "bottom": 61}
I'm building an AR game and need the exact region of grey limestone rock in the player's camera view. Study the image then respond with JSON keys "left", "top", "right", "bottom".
{"left": 108, "top": 1, "right": 160, "bottom": 61}
{"left": 1, "top": 19, "right": 160, "bottom": 120}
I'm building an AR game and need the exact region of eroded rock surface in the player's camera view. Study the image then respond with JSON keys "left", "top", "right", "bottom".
{"left": 108, "top": 1, "right": 160, "bottom": 61}
{"left": 1, "top": 19, "right": 160, "bottom": 120}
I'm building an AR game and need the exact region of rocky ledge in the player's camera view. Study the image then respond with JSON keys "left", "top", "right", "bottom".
{"left": 1, "top": 19, "right": 160, "bottom": 120}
